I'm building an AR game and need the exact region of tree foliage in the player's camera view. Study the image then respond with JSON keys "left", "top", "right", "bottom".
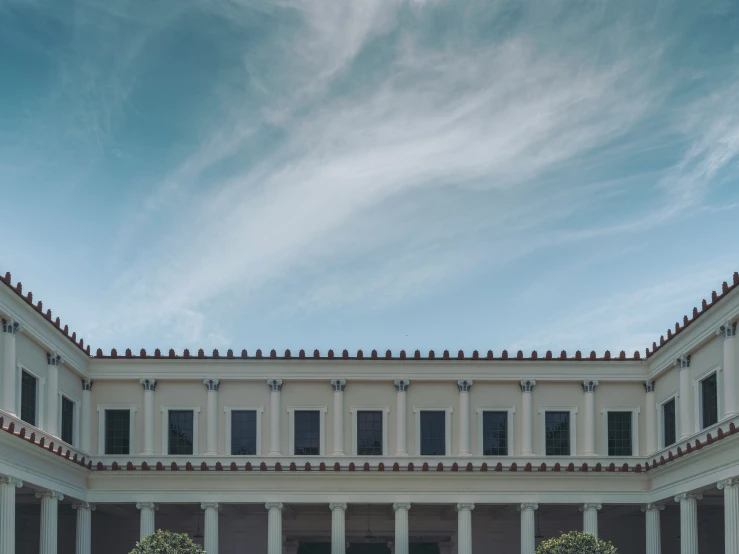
{"left": 536, "top": 531, "right": 619, "bottom": 554}
{"left": 129, "top": 530, "right": 205, "bottom": 554}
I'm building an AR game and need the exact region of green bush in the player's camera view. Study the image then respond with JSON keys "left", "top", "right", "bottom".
{"left": 129, "top": 530, "right": 205, "bottom": 554}
{"left": 536, "top": 530, "right": 618, "bottom": 554}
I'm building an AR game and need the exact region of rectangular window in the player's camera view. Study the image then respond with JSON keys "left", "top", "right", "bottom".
{"left": 607, "top": 412, "right": 632, "bottom": 456}
{"left": 61, "top": 396, "right": 74, "bottom": 444}
{"left": 663, "top": 398, "right": 676, "bottom": 447}
{"left": 420, "top": 411, "right": 446, "bottom": 455}
{"left": 545, "top": 411, "right": 570, "bottom": 456}
{"left": 482, "top": 411, "right": 508, "bottom": 455}
{"left": 357, "top": 411, "right": 383, "bottom": 455}
{"left": 20, "top": 370, "right": 37, "bottom": 426}
{"left": 701, "top": 373, "right": 718, "bottom": 428}
{"left": 168, "top": 410, "right": 194, "bottom": 455}
{"left": 105, "top": 410, "right": 131, "bottom": 455}
{"left": 231, "top": 410, "right": 257, "bottom": 455}
{"left": 294, "top": 410, "right": 320, "bottom": 455}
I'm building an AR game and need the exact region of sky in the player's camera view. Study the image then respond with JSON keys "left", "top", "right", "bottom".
{"left": 1, "top": 0, "right": 738, "bottom": 356}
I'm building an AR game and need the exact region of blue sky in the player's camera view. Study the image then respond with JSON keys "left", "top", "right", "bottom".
{"left": 1, "top": 0, "right": 738, "bottom": 355}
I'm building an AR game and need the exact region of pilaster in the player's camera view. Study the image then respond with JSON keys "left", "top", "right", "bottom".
{"left": 718, "top": 322, "right": 738, "bottom": 417}
{"left": 676, "top": 355, "right": 693, "bottom": 439}
{"left": 140, "top": 379, "right": 157, "bottom": 455}
{"left": 457, "top": 380, "right": 473, "bottom": 456}
{"left": 644, "top": 381, "right": 657, "bottom": 455}
{"left": 582, "top": 380, "right": 598, "bottom": 456}
{"left": 204, "top": 379, "right": 220, "bottom": 456}
{"left": 1, "top": 319, "right": 20, "bottom": 416}
{"left": 520, "top": 380, "right": 536, "bottom": 456}
{"left": 80, "top": 380, "right": 93, "bottom": 453}
{"left": 394, "top": 380, "right": 410, "bottom": 456}
{"left": 331, "top": 380, "right": 346, "bottom": 456}
{"left": 267, "top": 379, "right": 283, "bottom": 455}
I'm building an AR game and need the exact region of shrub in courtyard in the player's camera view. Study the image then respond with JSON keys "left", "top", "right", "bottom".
{"left": 129, "top": 529, "right": 205, "bottom": 554}
{"left": 536, "top": 530, "right": 618, "bottom": 554}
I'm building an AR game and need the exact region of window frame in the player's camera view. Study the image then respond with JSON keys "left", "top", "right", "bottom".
{"left": 96, "top": 404, "right": 137, "bottom": 456}
{"left": 224, "top": 405, "right": 263, "bottom": 456}
{"left": 160, "top": 406, "right": 200, "bottom": 455}
{"left": 350, "top": 406, "right": 389, "bottom": 456}
{"left": 287, "top": 406, "right": 327, "bottom": 456}
{"left": 693, "top": 365, "right": 722, "bottom": 430}
{"left": 657, "top": 391, "right": 679, "bottom": 449}
{"left": 601, "top": 407, "right": 640, "bottom": 457}
{"left": 59, "top": 392, "right": 78, "bottom": 447}
{"left": 17, "top": 364, "right": 44, "bottom": 429}
{"left": 413, "top": 406, "right": 453, "bottom": 456}
{"left": 476, "top": 407, "right": 515, "bottom": 456}
{"left": 538, "top": 407, "right": 578, "bottom": 456}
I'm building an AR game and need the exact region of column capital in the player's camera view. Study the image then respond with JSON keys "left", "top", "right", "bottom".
{"left": 81, "top": 379, "right": 93, "bottom": 391}
{"left": 394, "top": 379, "right": 410, "bottom": 392}
{"left": 1, "top": 318, "right": 20, "bottom": 334}
{"left": 455, "top": 503, "right": 475, "bottom": 511}
{"left": 331, "top": 379, "right": 346, "bottom": 392}
{"left": 717, "top": 321, "right": 737, "bottom": 339}
{"left": 46, "top": 353, "right": 62, "bottom": 366}
{"left": 136, "top": 502, "right": 158, "bottom": 511}
{"left": 0, "top": 475, "right": 23, "bottom": 488}
{"left": 457, "top": 380, "right": 473, "bottom": 392}
{"left": 718, "top": 477, "right": 739, "bottom": 489}
{"left": 644, "top": 381, "right": 655, "bottom": 393}
{"left": 392, "top": 502, "right": 411, "bottom": 511}
{"left": 201, "top": 502, "right": 220, "bottom": 510}
{"left": 675, "top": 354, "right": 691, "bottom": 369}
{"left": 35, "top": 490, "right": 64, "bottom": 501}
{"left": 203, "top": 379, "right": 220, "bottom": 391}
{"left": 674, "top": 492, "right": 703, "bottom": 502}
{"left": 641, "top": 503, "right": 664, "bottom": 512}
{"left": 140, "top": 379, "right": 157, "bottom": 391}
{"left": 517, "top": 503, "right": 538, "bottom": 512}
{"left": 267, "top": 379, "right": 283, "bottom": 392}
{"left": 520, "top": 379, "right": 536, "bottom": 392}
{"left": 329, "top": 502, "right": 348, "bottom": 511}
{"left": 265, "top": 502, "right": 284, "bottom": 511}
{"left": 72, "top": 502, "right": 96, "bottom": 511}
{"left": 582, "top": 380, "right": 599, "bottom": 393}
{"left": 579, "top": 503, "right": 601, "bottom": 512}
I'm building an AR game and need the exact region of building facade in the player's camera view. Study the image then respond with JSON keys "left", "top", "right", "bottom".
{"left": 1, "top": 270, "right": 739, "bottom": 554}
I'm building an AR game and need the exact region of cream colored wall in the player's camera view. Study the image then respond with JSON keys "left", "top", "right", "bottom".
{"left": 91, "top": 381, "right": 143, "bottom": 454}
{"left": 469, "top": 381, "right": 521, "bottom": 455}
{"left": 16, "top": 332, "right": 49, "bottom": 382}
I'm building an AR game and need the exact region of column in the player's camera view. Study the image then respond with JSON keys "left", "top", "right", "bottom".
{"left": 457, "top": 381, "right": 473, "bottom": 456}
{"left": 266, "top": 502, "right": 283, "bottom": 554}
{"left": 80, "top": 380, "right": 93, "bottom": 453}
{"left": 394, "top": 380, "right": 410, "bottom": 456}
{"left": 202, "top": 502, "right": 219, "bottom": 554}
{"left": 72, "top": 502, "right": 95, "bottom": 554}
{"left": 718, "top": 478, "right": 739, "bottom": 554}
{"left": 0, "top": 475, "right": 23, "bottom": 554}
{"left": 46, "top": 353, "right": 61, "bottom": 436}
{"left": 719, "top": 322, "right": 738, "bottom": 417}
{"left": 642, "top": 503, "right": 663, "bottom": 554}
{"left": 204, "top": 379, "right": 220, "bottom": 455}
{"left": 267, "top": 380, "right": 283, "bottom": 456}
{"left": 136, "top": 502, "right": 157, "bottom": 539}
{"left": 331, "top": 380, "right": 346, "bottom": 456}
{"left": 330, "top": 503, "right": 347, "bottom": 554}
{"left": 2, "top": 319, "right": 20, "bottom": 416}
{"left": 677, "top": 355, "right": 693, "bottom": 439}
{"left": 644, "top": 381, "right": 657, "bottom": 455}
{"left": 393, "top": 503, "right": 410, "bottom": 554}
{"left": 140, "top": 379, "right": 156, "bottom": 455}
{"left": 580, "top": 503, "right": 601, "bottom": 537}
{"left": 37, "top": 490, "right": 63, "bottom": 554}
{"left": 518, "top": 503, "right": 537, "bottom": 554}
{"left": 674, "top": 492, "right": 702, "bottom": 554}
{"left": 520, "top": 380, "right": 535, "bottom": 456}
{"left": 582, "top": 381, "right": 598, "bottom": 456}
{"left": 456, "top": 503, "right": 474, "bottom": 554}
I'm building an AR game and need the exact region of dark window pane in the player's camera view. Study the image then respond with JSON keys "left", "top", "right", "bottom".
{"left": 701, "top": 373, "right": 718, "bottom": 428}
{"left": 545, "top": 411, "right": 570, "bottom": 456}
{"left": 168, "top": 410, "right": 194, "bottom": 455}
{"left": 231, "top": 410, "right": 257, "bottom": 455}
{"left": 20, "top": 371, "right": 37, "bottom": 426}
{"left": 105, "top": 410, "right": 131, "bottom": 455}
{"left": 420, "top": 411, "right": 446, "bottom": 455}
{"left": 294, "top": 410, "right": 320, "bottom": 455}
{"left": 61, "top": 396, "right": 74, "bottom": 444}
{"left": 482, "top": 411, "right": 508, "bottom": 455}
{"left": 607, "top": 411, "right": 632, "bottom": 456}
{"left": 663, "top": 398, "right": 676, "bottom": 447}
{"left": 357, "top": 411, "right": 383, "bottom": 455}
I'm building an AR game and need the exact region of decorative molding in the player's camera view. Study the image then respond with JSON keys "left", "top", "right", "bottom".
{"left": 136, "top": 502, "right": 157, "bottom": 511}
{"left": 579, "top": 503, "right": 601, "bottom": 511}
{"left": 644, "top": 381, "right": 655, "bottom": 393}
{"left": 520, "top": 380, "right": 536, "bottom": 392}
{"left": 0, "top": 476, "right": 23, "bottom": 488}
{"left": 394, "top": 379, "right": 410, "bottom": 392}
{"left": 81, "top": 379, "right": 93, "bottom": 391}
{"left": 674, "top": 492, "right": 703, "bottom": 502}
{"left": 140, "top": 379, "right": 157, "bottom": 391}
{"left": 329, "top": 503, "right": 348, "bottom": 511}
{"left": 35, "top": 490, "right": 64, "bottom": 501}
{"left": 717, "top": 321, "right": 737, "bottom": 339}
{"left": 457, "top": 380, "right": 473, "bottom": 392}
{"left": 72, "top": 502, "right": 96, "bottom": 511}
{"left": 455, "top": 503, "right": 475, "bottom": 511}
{"left": 718, "top": 478, "right": 739, "bottom": 489}
{"left": 203, "top": 379, "right": 220, "bottom": 391}
{"left": 393, "top": 503, "right": 411, "bottom": 511}
{"left": 331, "top": 379, "right": 346, "bottom": 392}
{"left": 582, "top": 380, "right": 599, "bottom": 393}
{"left": 675, "top": 354, "right": 691, "bottom": 370}
{"left": 518, "top": 503, "right": 538, "bottom": 511}
{"left": 641, "top": 504, "right": 664, "bottom": 513}
{"left": 46, "top": 353, "right": 62, "bottom": 366}
{"left": 265, "top": 502, "right": 284, "bottom": 511}
{"left": 267, "top": 379, "right": 283, "bottom": 392}
{"left": 201, "top": 502, "right": 220, "bottom": 510}
{"left": 1, "top": 318, "right": 20, "bottom": 334}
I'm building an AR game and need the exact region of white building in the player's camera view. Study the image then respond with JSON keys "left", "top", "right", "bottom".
{"left": 1, "top": 270, "right": 738, "bottom": 554}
